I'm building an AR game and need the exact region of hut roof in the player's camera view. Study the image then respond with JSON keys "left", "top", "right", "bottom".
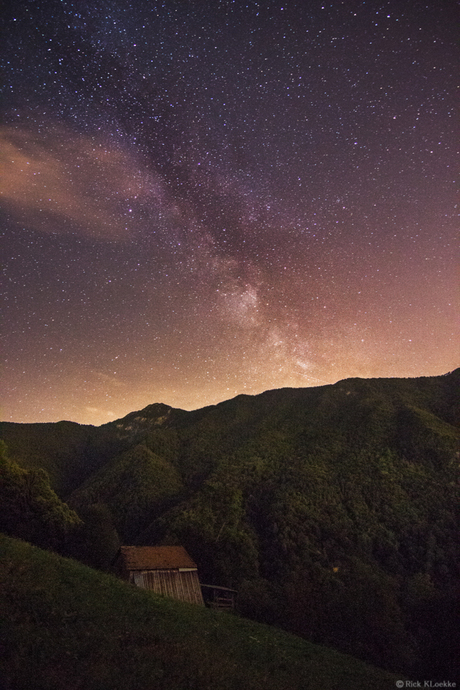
{"left": 119, "top": 545, "right": 197, "bottom": 571}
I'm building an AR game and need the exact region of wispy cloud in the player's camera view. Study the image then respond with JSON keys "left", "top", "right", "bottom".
{"left": 0, "top": 125, "right": 164, "bottom": 241}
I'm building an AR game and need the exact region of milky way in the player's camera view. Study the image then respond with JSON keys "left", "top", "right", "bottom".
{"left": 2, "top": 0, "right": 458, "bottom": 425}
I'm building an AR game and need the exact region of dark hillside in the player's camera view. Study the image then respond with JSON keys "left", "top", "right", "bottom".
{"left": 0, "top": 442, "right": 82, "bottom": 551}
{"left": 68, "top": 443, "right": 184, "bottom": 542}
{"left": 0, "top": 420, "right": 125, "bottom": 497}
{"left": 0, "top": 534, "right": 400, "bottom": 690}
{"left": 3, "top": 371, "right": 458, "bottom": 497}
{"left": 1, "top": 370, "right": 459, "bottom": 680}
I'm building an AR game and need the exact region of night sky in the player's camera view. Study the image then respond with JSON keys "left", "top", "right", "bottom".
{"left": 2, "top": 0, "right": 458, "bottom": 426}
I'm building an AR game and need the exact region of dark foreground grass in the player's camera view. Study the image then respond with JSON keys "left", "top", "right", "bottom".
{"left": 0, "top": 534, "right": 401, "bottom": 690}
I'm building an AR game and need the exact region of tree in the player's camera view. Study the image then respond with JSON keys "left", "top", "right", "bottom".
{"left": 0, "top": 441, "right": 81, "bottom": 551}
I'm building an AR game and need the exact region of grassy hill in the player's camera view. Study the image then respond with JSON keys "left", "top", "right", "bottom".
{"left": 0, "top": 534, "right": 401, "bottom": 690}
{"left": 1, "top": 370, "right": 459, "bottom": 680}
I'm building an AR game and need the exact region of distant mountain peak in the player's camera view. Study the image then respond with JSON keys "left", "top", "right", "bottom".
{"left": 109, "top": 402, "right": 176, "bottom": 436}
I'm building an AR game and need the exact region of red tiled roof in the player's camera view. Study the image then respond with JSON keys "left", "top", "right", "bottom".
{"left": 119, "top": 545, "right": 197, "bottom": 570}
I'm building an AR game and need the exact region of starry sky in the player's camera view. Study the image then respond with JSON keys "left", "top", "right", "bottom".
{"left": 2, "top": 0, "right": 458, "bottom": 426}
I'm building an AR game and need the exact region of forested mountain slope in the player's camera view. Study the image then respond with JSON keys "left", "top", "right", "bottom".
{"left": 1, "top": 370, "right": 459, "bottom": 680}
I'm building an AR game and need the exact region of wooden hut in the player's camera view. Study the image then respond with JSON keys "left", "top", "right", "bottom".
{"left": 115, "top": 546, "right": 204, "bottom": 606}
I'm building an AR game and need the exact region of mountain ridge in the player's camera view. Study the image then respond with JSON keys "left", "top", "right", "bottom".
{"left": 4, "top": 368, "right": 458, "bottom": 430}
{"left": 1, "top": 369, "right": 459, "bottom": 680}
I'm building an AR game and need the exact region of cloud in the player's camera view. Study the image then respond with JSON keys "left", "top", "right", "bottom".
{"left": 0, "top": 125, "right": 165, "bottom": 240}
{"left": 95, "top": 372, "right": 125, "bottom": 388}
{"left": 85, "top": 406, "right": 116, "bottom": 417}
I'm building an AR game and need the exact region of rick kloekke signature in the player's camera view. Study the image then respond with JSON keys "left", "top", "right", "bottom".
{"left": 395, "top": 682, "right": 456, "bottom": 689}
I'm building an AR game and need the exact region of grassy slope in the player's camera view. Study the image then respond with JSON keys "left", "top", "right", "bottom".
{"left": 0, "top": 534, "right": 400, "bottom": 690}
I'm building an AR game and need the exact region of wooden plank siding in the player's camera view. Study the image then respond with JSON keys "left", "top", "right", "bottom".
{"left": 131, "top": 568, "right": 204, "bottom": 606}
{"left": 115, "top": 546, "right": 205, "bottom": 606}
